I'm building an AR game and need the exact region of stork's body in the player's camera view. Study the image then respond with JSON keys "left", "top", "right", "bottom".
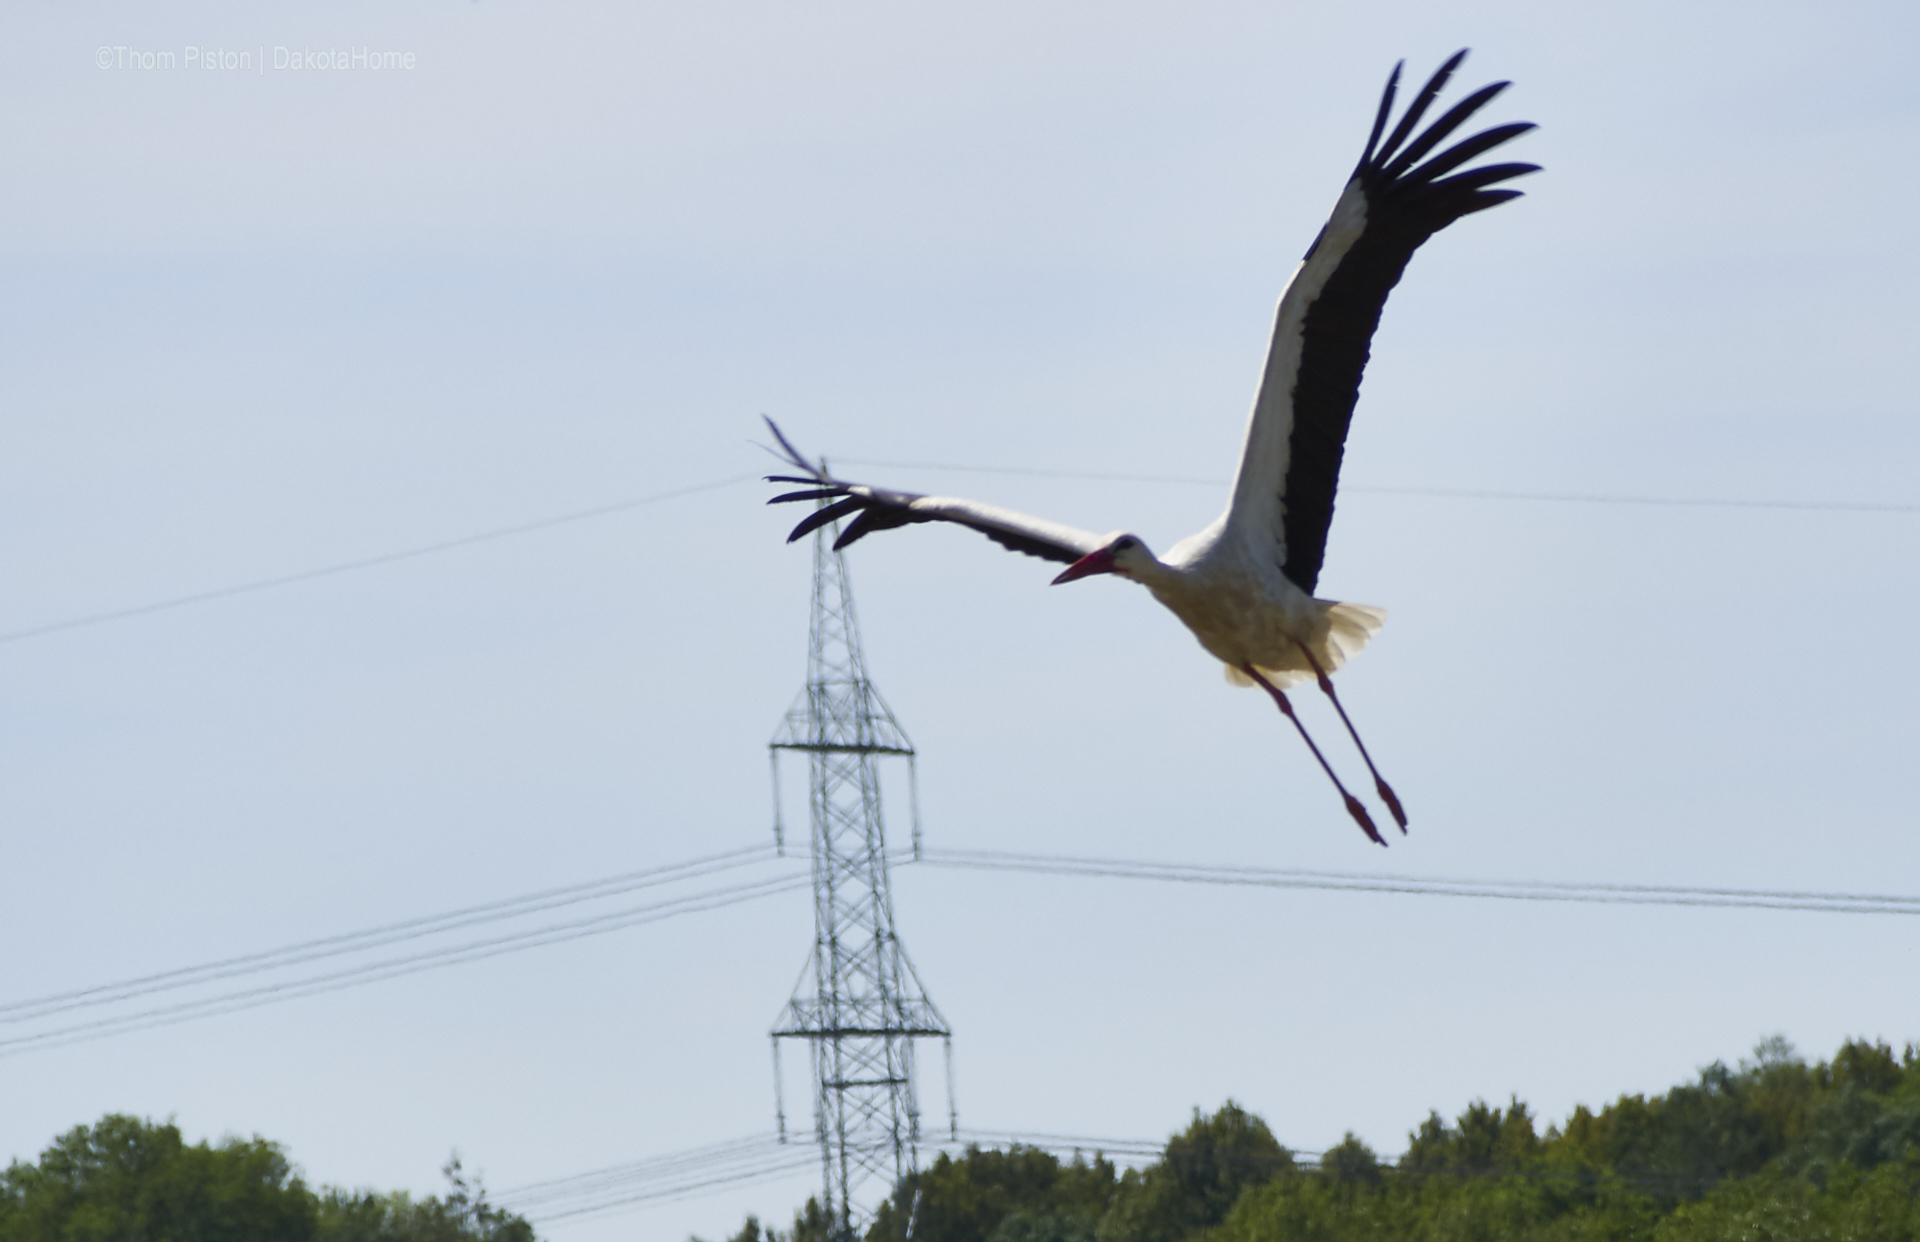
{"left": 765, "top": 51, "right": 1538, "bottom": 844}
{"left": 1121, "top": 523, "right": 1384, "bottom": 690}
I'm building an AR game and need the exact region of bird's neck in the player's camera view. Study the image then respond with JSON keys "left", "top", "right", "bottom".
{"left": 1123, "top": 554, "right": 1183, "bottom": 594}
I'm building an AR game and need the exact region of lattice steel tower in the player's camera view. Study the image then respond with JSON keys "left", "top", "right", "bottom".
{"left": 769, "top": 519, "right": 953, "bottom": 1238}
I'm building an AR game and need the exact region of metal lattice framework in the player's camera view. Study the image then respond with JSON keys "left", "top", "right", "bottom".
{"left": 769, "top": 521, "right": 953, "bottom": 1238}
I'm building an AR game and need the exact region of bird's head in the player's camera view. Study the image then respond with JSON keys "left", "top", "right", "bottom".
{"left": 1051, "top": 534, "right": 1154, "bottom": 585}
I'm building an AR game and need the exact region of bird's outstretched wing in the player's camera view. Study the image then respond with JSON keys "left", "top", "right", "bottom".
{"left": 762, "top": 419, "right": 1104, "bottom": 567}
{"left": 1227, "top": 49, "right": 1538, "bottom": 594}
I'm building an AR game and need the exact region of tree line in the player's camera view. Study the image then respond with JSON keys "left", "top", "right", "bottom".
{"left": 719, "top": 1034, "right": 1920, "bottom": 1242}
{"left": 14, "top": 1033, "right": 1919, "bottom": 1241}
{"left": 0, "top": 1114, "right": 534, "bottom": 1242}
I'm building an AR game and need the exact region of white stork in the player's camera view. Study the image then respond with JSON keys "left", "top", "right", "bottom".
{"left": 766, "top": 51, "right": 1538, "bottom": 845}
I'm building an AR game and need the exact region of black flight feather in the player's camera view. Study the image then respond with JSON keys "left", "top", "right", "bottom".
{"left": 761, "top": 418, "right": 1091, "bottom": 566}
{"left": 1356, "top": 61, "right": 1403, "bottom": 169}
{"left": 1276, "top": 50, "right": 1537, "bottom": 595}
{"left": 1380, "top": 81, "right": 1511, "bottom": 178}
{"left": 1369, "top": 50, "right": 1466, "bottom": 173}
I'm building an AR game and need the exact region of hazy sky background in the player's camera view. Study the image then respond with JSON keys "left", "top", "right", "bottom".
{"left": 3, "top": 1, "right": 1917, "bottom": 1238}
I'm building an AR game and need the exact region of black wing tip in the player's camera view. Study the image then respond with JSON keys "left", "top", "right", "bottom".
{"left": 1457, "top": 188, "right": 1527, "bottom": 216}
{"left": 758, "top": 415, "right": 836, "bottom": 484}
{"left": 1395, "top": 125, "right": 1542, "bottom": 196}
{"left": 1356, "top": 51, "right": 1537, "bottom": 212}
{"left": 786, "top": 495, "right": 864, "bottom": 543}
{"left": 1433, "top": 159, "right": 1541, "bottom": 190}
{"left": 761, "top": 415, "right": 806, "bottom": 465}
{"left": 769, "top": 487, "right": 849, "bottom": 505}
{"left": 831, "top": 518, "right": 879, "bottom": 552}
{"left": 761, "top": 421, "right": 858, "bottom": 538}
{"left": 1371, "top": 49, "right": 1471, "bottom": 166}
{"left": 1358, "top": 60, "right": 1408, "bottom": 169}
{"left": 1426, "top": 48, "right": 1470, "bottom": 89}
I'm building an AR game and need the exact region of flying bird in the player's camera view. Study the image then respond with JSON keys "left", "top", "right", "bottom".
{"left": 765, "top": 51, "right": 1538, "bottom": 845}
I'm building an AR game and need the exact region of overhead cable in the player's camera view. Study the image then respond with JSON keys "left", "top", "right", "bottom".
{"left": 0, "top": 474, "right": 757, "bottom": 647}
{"left": 0, "top": 843, "right": 780, "bottom": 1026}
{"left": 10, "top": 457, "right": 1914, "bottom": 654}
{"left": 503, "top": 1133, "right": 790, "bottom": 1208}
{"left": 0, "top": 869, "right": 807, "bottom": 1058}
{"left": 835, "top": 458, "right": 1920, "bottom": 514}
{"left": 496, "top": 1133, "right": 817, "bottom": 1222}
{"left": 944, "top": 1129, "right": 1165, "bottom": 1161}
{"left": 497, "top": 1121, "right": 1728, "bottom": 1226}
{"left": 11, "top": 834, "right": 1919, "bottom": 1059}
{"left": 913, "top": 848, "right": 1920, "bottom": 916}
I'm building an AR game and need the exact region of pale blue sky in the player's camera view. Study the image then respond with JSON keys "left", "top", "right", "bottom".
{"left": 3, "top": 2, "right": 1917, "bottom": 1238}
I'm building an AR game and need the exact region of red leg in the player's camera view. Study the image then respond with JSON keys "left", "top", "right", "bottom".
{"left": 1242, "top": 664, "right": 1384, "bottom": 846}
{"left": 1294, "top": 641, "right": 1407, "bottom": 832}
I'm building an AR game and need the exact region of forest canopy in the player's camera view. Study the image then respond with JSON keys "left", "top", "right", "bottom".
{"left": 16, "top": 1034, "right": 1920, "bottom": 1242}
{"left": 722, "top": 1035, "right": 1920, "bottom": 1242}
{"left": 0, "top": 1114, "right": 534, "bottom": 1242}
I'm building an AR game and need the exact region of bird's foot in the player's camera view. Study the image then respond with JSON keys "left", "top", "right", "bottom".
{"left": 1245, "top": 665, "right": 1389, "bottom": 845}
{"left": 1375, "top": 779, "right": 1408, "bottom": 833}
{"left": 1345, "top": 795, "right": 1385, "bottom": 846}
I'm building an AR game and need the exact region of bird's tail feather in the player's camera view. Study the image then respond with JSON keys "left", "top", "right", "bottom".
{"left": 1224, "top": 601, "right": 1387, "bottom": 689}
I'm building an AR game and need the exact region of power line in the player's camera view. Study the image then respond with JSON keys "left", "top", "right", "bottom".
{"left": 0, "top": 843, "right": 780, "bottom": 1025}
{"left": 835, "top": 458, "right": 1920, "bottom": 514}
{"left": 912, "top": 848, "right": 1920, "bottom": 916}
{"left": 498, "top": 1133, "right": 818, "bottom": 1223}
{"left": 9, "top": 836, "right": 1917, "bottom": 1058}
{"left": 1350, "top": 485, "right": 1920, "bottom": 513}
{"left": 528, "top": 1152, "right": 823, "bottom": 1222}
{"left": 495, "top": 1121, "right": 1708, "bottom": 1229}
{"left": 836, "top": 459, "right": 1222, "bottom": 487}
{"left": 947, "top": 1129, "right": 1165, "bottom": 1161}
{"left": 0, "top": 868, "right": 807, "bottom": 1058}
{"left": 9, "top": 459, "right": 1914, "bottom": 655}
{"left": 0, "top": 474, "right": 757, "bottom": 647}
{"left": 505, "top": 1134, "right": 789, "bottom": 1207}
{"left": 494, "top": 1120, "right": 1735, "bottom": 1227}
{"left": 500, "top": 1130, "right": 1166, "bottom": 1225}
{"left": 495, "top": 1130, "right": 1161, "bottom": 1225}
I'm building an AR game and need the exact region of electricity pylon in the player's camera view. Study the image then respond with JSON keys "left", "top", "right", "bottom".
{"left": 769, "top": 519, "right": 953, "bottom": 1239}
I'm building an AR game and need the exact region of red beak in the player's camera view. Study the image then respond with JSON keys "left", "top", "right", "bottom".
{"left": 1052, "top": 547, "right": 1118, "bottom": 585}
